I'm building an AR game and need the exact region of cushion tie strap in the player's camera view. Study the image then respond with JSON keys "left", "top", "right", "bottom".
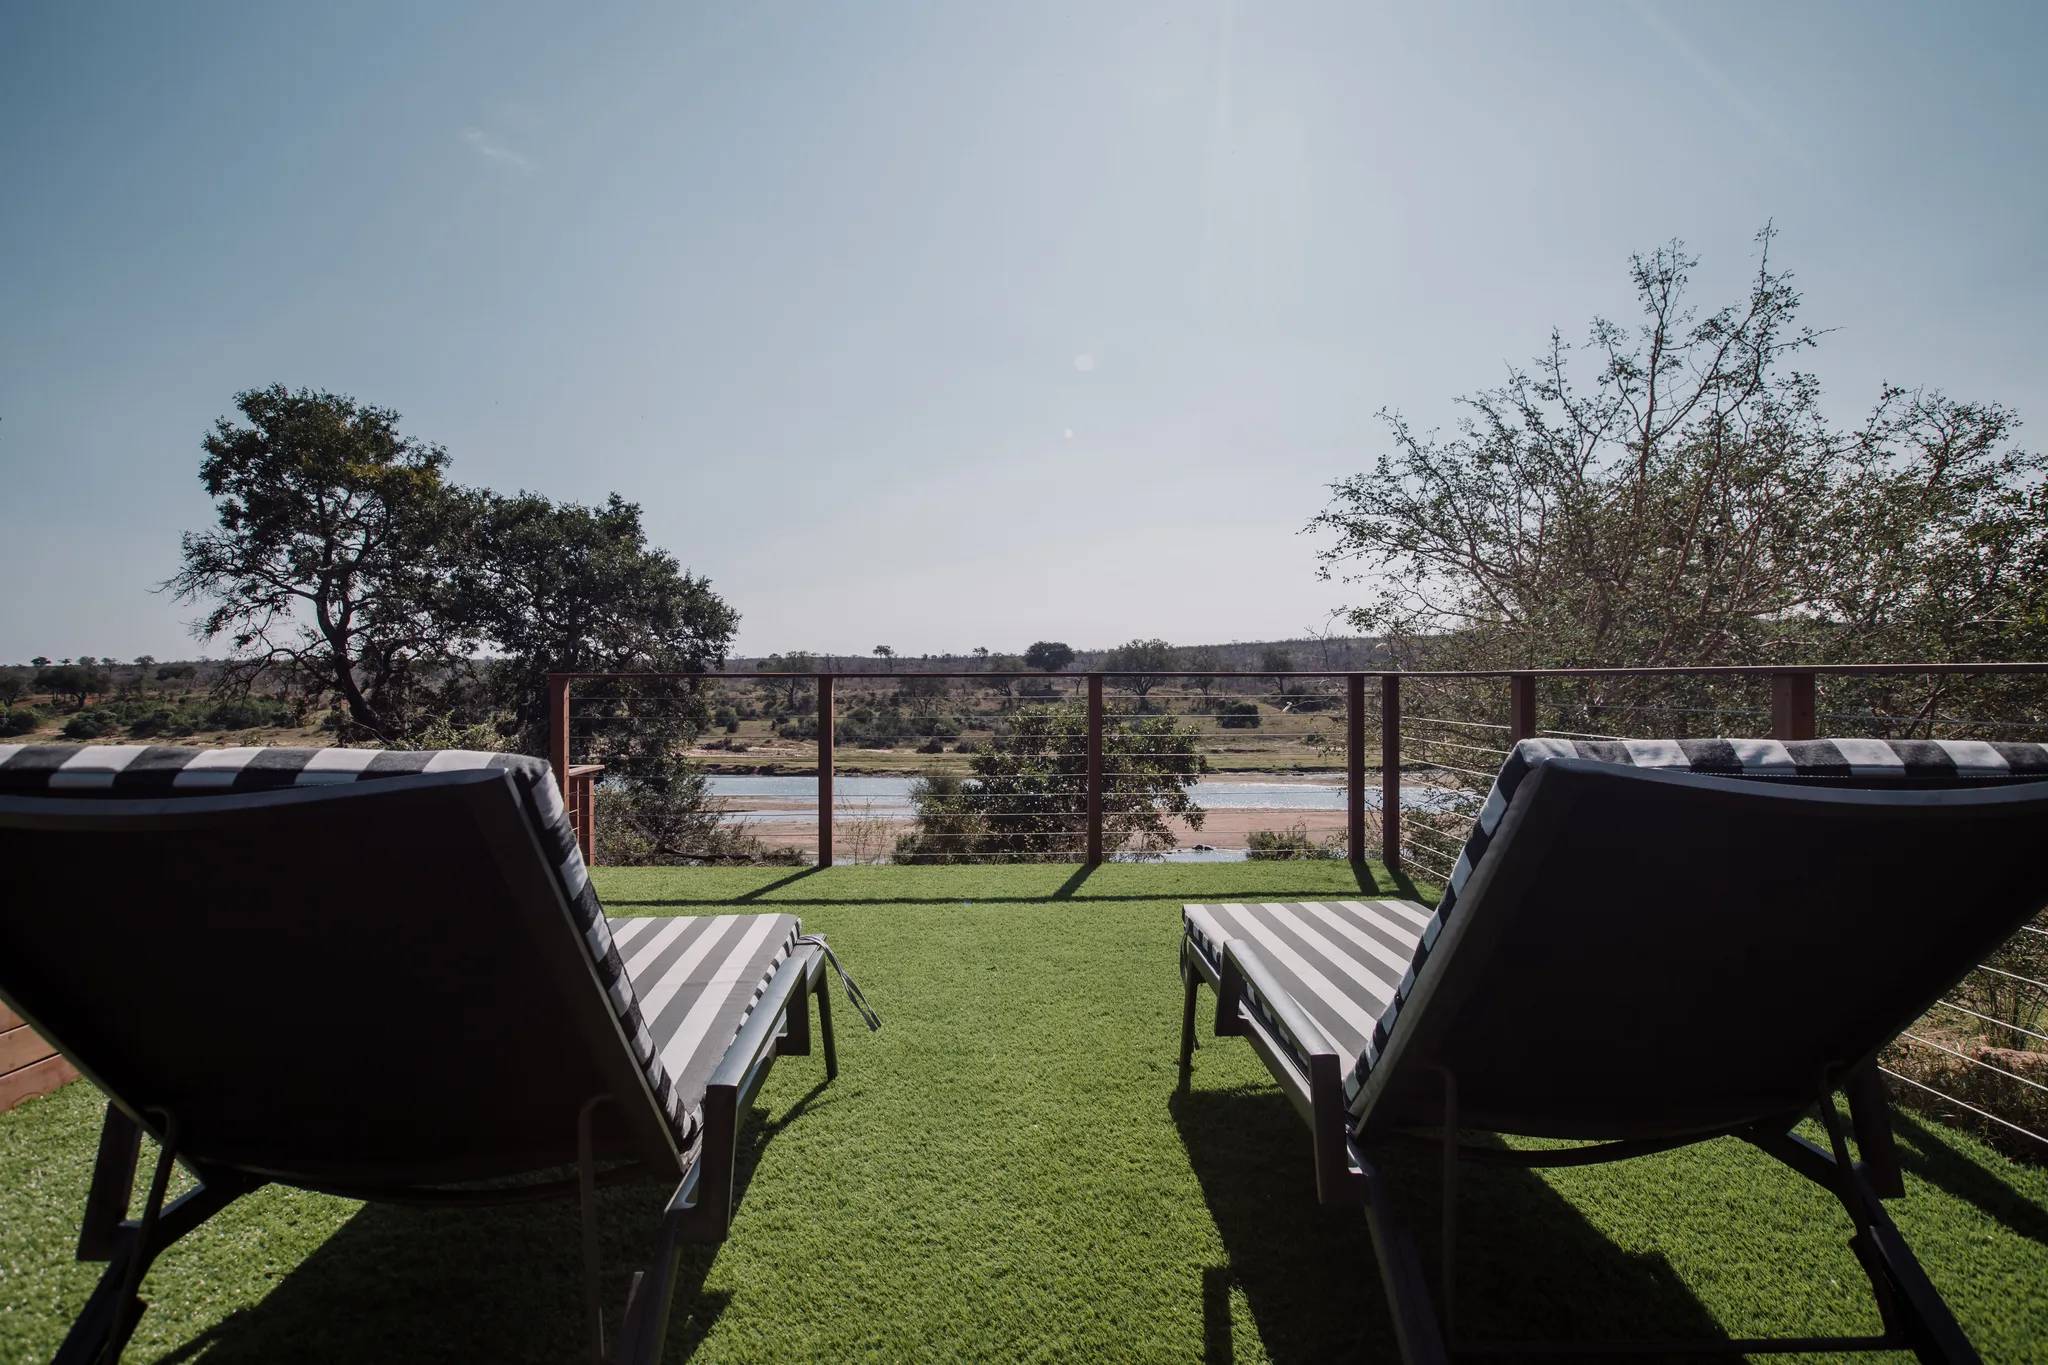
{"left": 797, "top": 934, "right": 881, "bottom": 1032}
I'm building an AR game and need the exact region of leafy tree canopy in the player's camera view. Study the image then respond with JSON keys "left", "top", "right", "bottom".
{"left": 450, "top": 489, "right": 739, "bottom": 776}
{"left": 171, "top": 387, "right": 739, "bottom": 756}
{"left": 1024, "top": 640, "right": 1075, "bottom": 672}
{"left": 1311, "top": 230, "right": 2046, "bottom": 721}
{"left": 1102, "top": 638, "right": 1177, "bottom": 702}
{"left": 34, "top": 665, "right": 110, "bottom": 710}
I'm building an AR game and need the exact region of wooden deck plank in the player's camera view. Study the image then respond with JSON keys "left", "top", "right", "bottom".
{"left": 0, "top": 1053, "right": 80, "bottom": 1113}
{"left": 0, "top": 1024, "right": 58, "bottom": 1075}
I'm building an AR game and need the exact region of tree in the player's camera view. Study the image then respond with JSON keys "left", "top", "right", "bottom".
{"left": 168, "top": 386, "right": 467, "bottom": 743}
{"left": 30, "top": 656, "right": 50, "bottom": 668}
{"left": 872, "top": 645, "right": 895, "bottom": 672}
{"left": 448, "top": 490, "right": 739, "bottom": 777}
{"left": 1024, "top": 640, "right": 1074, "bottom": 672}
{"left": 893, "top": 701, "right": 1206, "bottom": 862}
{"left": 1103, "top": 638, "right": 1176, "bottom": 708}
{"left": 0, "top": 674, "right": 27, "bottom": 707}
{"left": 983, "top": 652, "right": 1025, "bottom": 700}
{"left": 1182, "top": 646, "right": 1223, "bottom": 701}
{"left": 757, "top": 652, "right": 817, "bottom": 712}
{"left": 34, "top": 664, "right": 110, "bottom": 710}
{"left": 896, "top": 673, "right": 950, "bottom": 716}
{"left": 1310, "top": 228, "right": 2047, "bottom": 729}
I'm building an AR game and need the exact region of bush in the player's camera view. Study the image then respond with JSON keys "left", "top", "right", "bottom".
{"left": 0, "top": 707, "right": 42, "bottom": 737}
{"left": 205, "top": 696, "right": 294, "bottom": 730}
{"left": 953, "top": 740, "right": 978, "bottom": 754}
{"left": 125, "top": 707, "right": 196, "bottom": 738}
{"left": 917, "top": 738, "right": 946, "bottom": 754}
{"left": 1217, "top": 701, "right": 1262, "bottom": 729}
{"left": 1246, "top": 823, "right": 1344, "bottom": 860}
{"left": 62, "top": 709, "right": 121, "bottom": 740}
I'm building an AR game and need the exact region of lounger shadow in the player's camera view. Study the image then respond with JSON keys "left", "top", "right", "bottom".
{"left": 1178, "top": 737, "right": 2048, "bottom": 1365}
{"left": 0, "top": 743, "right": 877, "bottom": 1365}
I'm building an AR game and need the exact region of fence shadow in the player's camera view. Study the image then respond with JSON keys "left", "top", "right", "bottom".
{"left": 1168, "top": 1085, "right": 1732, "bottom": 1365}
{"left": 156, "top": 1086, "right": 829, "bottom": 1365}
{"left": 1889, "top": 1109, "right": 2048, "bottom": 1249}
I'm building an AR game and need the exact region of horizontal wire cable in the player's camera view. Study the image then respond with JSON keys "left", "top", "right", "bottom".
{"left": 1878, "top": 1067, "right": 2048, "bottom": 1146}
{"left": 1895, "top": 1033, "right": 2048, "bottom": 1094}
{"left": 1973, "top": 964, "right": 2048, "bottom": 994}
{"left": 1928, "top": 1000, "right": 2048, "bottom": 1045}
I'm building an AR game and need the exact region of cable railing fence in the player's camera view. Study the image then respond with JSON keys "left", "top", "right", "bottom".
{"left": 549, "top": 661, "right": 2048, "bottom": 1160}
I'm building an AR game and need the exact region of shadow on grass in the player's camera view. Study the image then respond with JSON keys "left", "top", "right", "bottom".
{"left": 612, "top": 860, "right": 1417, "bottom": 910}
{"left": 152, "top": 1085, "right": 831, "bottom": 1365}
{"left": 1890, "top": 1109, "right": 2048, "bottom": 1249}
{"left": 1169, "top": 1085, "right": 1730, "bottom": 1364}
{"left": 732, "top": 865, "right": 826, "bottom": 901}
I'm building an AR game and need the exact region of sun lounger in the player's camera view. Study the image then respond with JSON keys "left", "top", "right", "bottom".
{"left": 0, "top": 743, "right": 876, "bottom": 1365}
{"left": 1179, "top": 737, "right": 2048, "bottom": 1365}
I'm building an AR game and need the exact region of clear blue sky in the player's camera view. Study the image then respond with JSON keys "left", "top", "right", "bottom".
{"left": 2, "top": 1, "right": 2041, "bottom": 663}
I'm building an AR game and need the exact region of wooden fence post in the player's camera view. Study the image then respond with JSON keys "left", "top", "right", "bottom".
{"left": 1509, "top": 673, "right": 1537, "bottom": 743}
{"left": 1346, "top": 674, "right": 1366, "bottom": 863}
{"left": 548, "top": 673, "right": 570, "bottom": 802}
{"left": 1772, "top": 670, "right": 1816, "bottom": 741}
{"left": 817, "top": 675, "right": 834, "bottom": 866}
{"left": 1381, "top": 674, "right": 1401, "bottom": 875}
{"left": 1086, "top": 674, "right": 1103, "bottom": 867}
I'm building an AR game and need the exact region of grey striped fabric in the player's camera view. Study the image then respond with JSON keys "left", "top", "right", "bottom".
{"left": 1183, "top": 901, "right": 1430, "bottom": 1078}
{"left": 0, "top": 744, "right": 698, "bottom": 1147}
{"left": 606, "top": 913, "right": 802, "bottom": 1132}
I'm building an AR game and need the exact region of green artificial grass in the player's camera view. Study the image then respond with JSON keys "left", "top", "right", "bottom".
{"left": 1, "top": 862, "right": 2043, "bottom": 1363}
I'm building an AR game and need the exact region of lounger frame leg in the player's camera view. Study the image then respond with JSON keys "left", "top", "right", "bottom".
{"left": 1348, "top": 1071, "right": 1976, "bottom": 1363}
{"left": 54, "top": 1108, "right": 261, "bottom": 1365}
{"left": 613, "top": 947, "right": 835, "bottom": 1365}
{"left": 1178, "top": 951, "right": 1201, "bottom": 1071}
{"left": 815, "top": 961, "right": 838, "bottom": 1081}
{"left": 578, "top": 1096, "right": 611, "bottom": 1365}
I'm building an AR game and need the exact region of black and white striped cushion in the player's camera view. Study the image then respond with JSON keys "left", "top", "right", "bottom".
{"left": 0, "top": 744, "right": 699, "bottom": 1147}
{"left": 1184, "top": 902, "right": 1430, "bottom": 1078}
{"left": 607, "top": 914, "right": 802, "bottom": 1130}
{"left": 1343, "top": 736, "right": 2048, "bottom": 1113}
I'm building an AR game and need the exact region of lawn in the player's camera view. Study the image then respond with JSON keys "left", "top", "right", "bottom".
{"left": 3, "top": 862, "right": 2045, "bottom": 1363}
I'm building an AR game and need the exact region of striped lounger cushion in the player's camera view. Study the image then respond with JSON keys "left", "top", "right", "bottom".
{"left": 0, "top": 743, "right": 773, "bottom": 1150}
{"left": 605, "top": 914, "right": 802, "bottom": 1125}
{"left": 1183, "top": 901, "right": 1430, "bottom": 1080}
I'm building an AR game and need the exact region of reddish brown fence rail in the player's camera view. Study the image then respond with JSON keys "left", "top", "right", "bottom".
{"left": 547, "top": 663, "right": 2048, "bottom": 870}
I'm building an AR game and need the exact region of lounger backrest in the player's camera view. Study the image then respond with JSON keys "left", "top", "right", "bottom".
{"left": 0, "top": 745, "right": 686, "bottom": 1187}
{"left": 1350, "top": 738, "right": 2048, "bottom": 1139}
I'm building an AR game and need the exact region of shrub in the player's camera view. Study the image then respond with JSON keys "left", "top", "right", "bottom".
{"left": 0, "top": 707, "right": 42, "bottom": 737}
{"left": 205, "top": 696, "right": 294, "bottom": 730}
{"left": 126, "top": 707, "right": 196, "bottom": 739}
{"left": 1217, "top": 701, "right": 1262, "bottom": 729}
{"left": 893, "top": 703, "right": 1207, "bottom": 863}
{"left": 63, "top": 709, "right": 122, "bottom": 740}
{"left": 1246, "top": 823, "right": 1344, "bottom": 860}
